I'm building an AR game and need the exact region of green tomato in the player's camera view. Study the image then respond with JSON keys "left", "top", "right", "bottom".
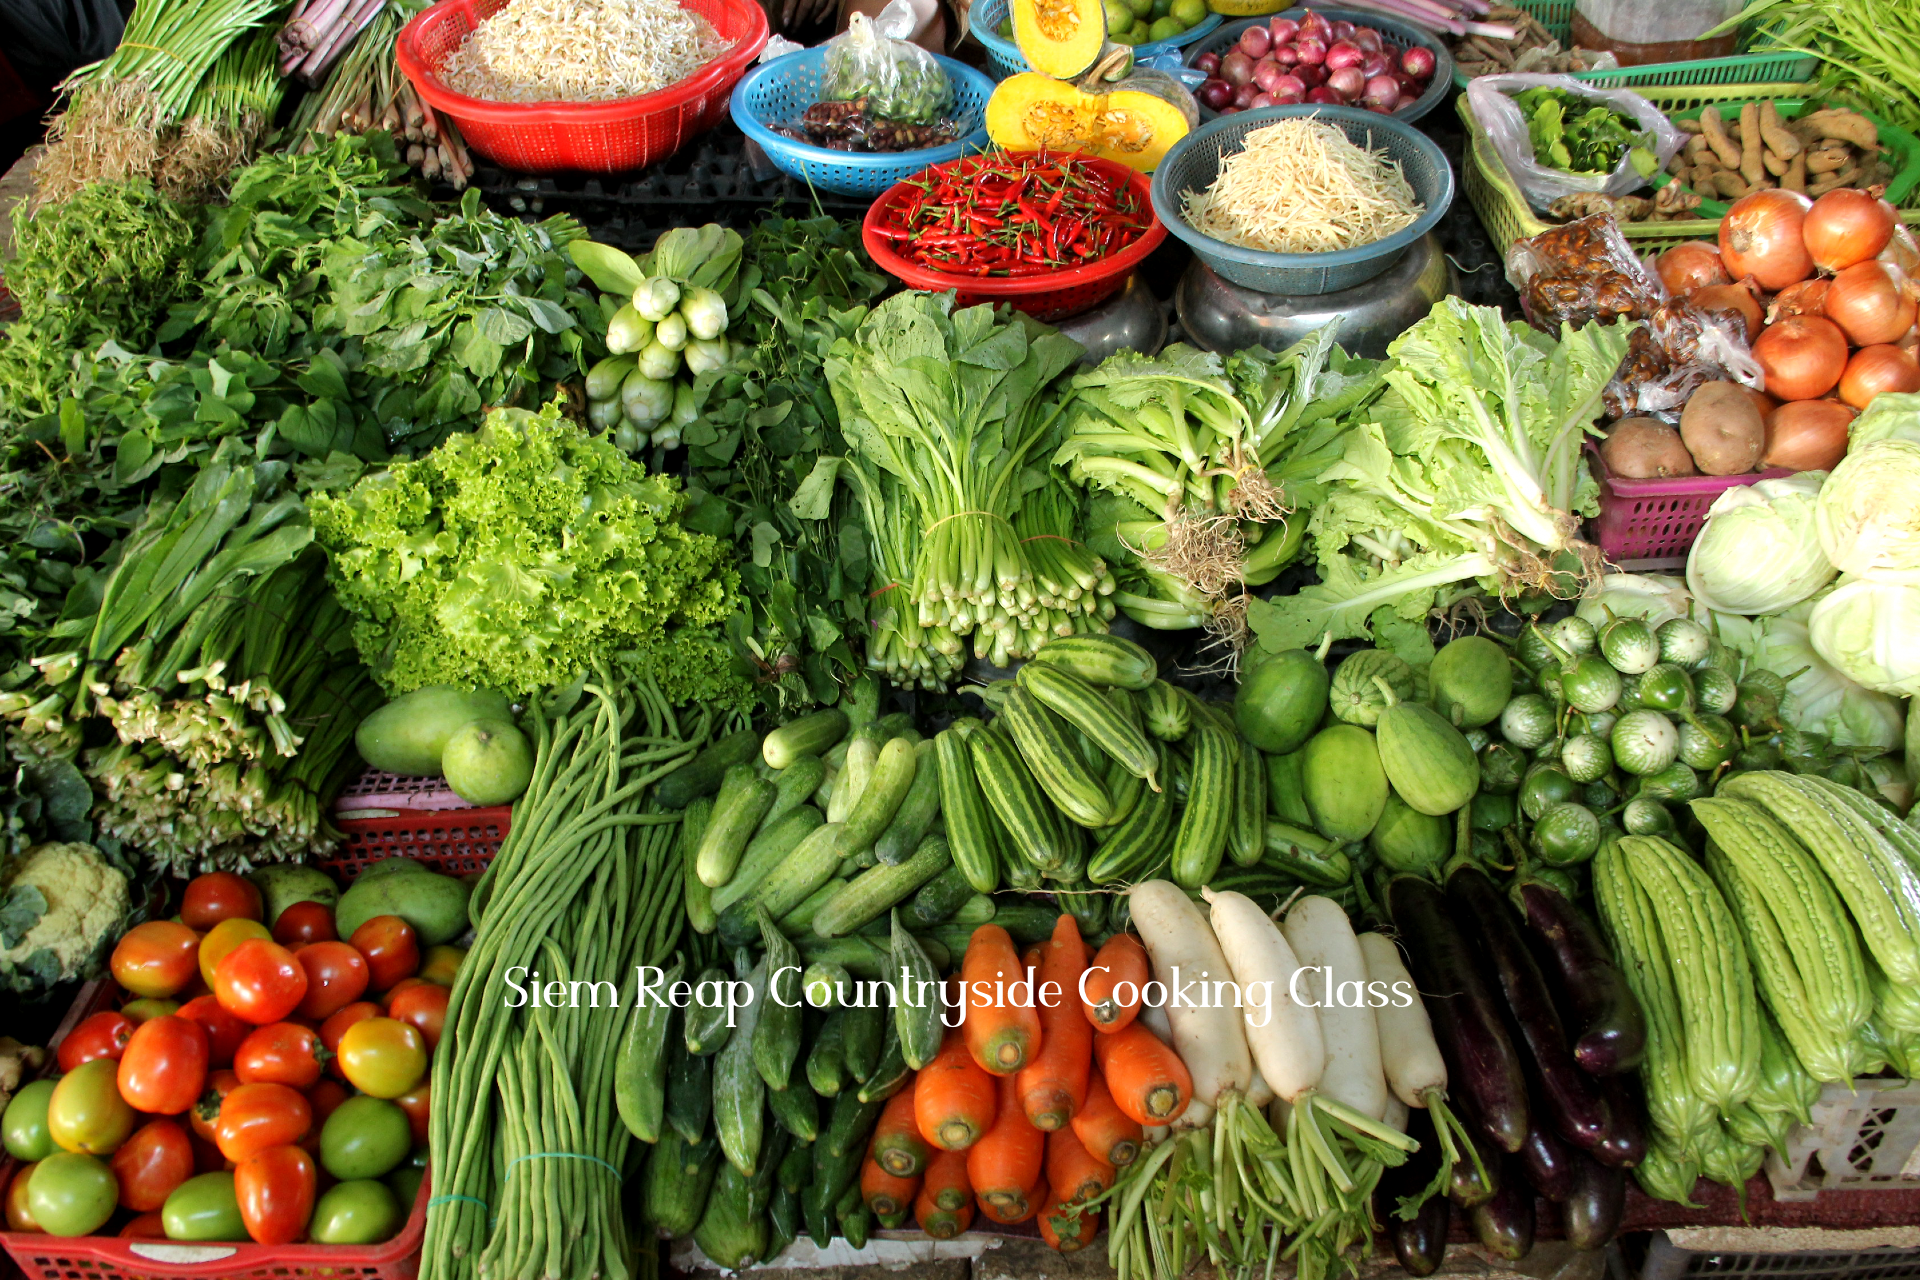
{"left": 386, "top": 1145, "right": 428, "bottom": 1211}
{"left": 310, "top": 1180, "right": 404, "bottom": 1245}
{"left": 27, "top": 1152, "right": 117, "bottom": 1237}
{"left": 321, "top": 1096, "right": 414, "bottom": 1181}
{"left": 163, "top": 1172, "right": 247, "bottom": 1242}
{"left": 3, "top": 1079, "right": 57, "bottom": 1162}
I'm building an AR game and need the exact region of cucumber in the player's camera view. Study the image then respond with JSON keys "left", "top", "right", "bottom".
{"left": 1043, "top": 817, "right": 1089, "bottom": 882}
{"left": 825, "top": 1088, "right": 885, "bottom": 1160}
{"left": 812, "top": 834, "right": 954, "bottom": 938}
{"left": 857, "top": 1020, "right": 911, "bottom": 1103}
{"left": 761, "top": 757, "right": 828, "bottom": 832}
{"left": 682, "top": 797, "right": 717, "bottom": 935}
{"left": 1228, "top": 738, "right": 1267, "bottom": 868}
{"left": 842, "top": 1004, "right": 885, "bottom": 1082}
{"left": 1088, "top": 765, "right": 1174, "bottom": 885}
{"left": 1137, "top": 680, "right": 1193, "bottom": 741}
{"left": 991, "top": 900, "right": 1062, "bottom": 946}
{"left": 813, "top": 762, "right": 839, "bottom": 810}
{"left": 614, "top": 959, "right": 681, "bottom": 1142}
{"left": 828, "top": 737, "right": 878, "bottom": 824}
{"left": 796, "top": 935, "right": 904, "bottom": 981}
{"left": 1029, "top": 634, "right": 1157, "bottom": 689}
{"left": 806, "top": 1010, "right": 849, "bottom": 1095}
{"left": 907, "top": 864, "right": 977, "bottom": 927}
{"left": 970, "top": 723, "right": 1072, "bottom": 874}
{"left": 698, "top": 764, "right": 778, "bottom": 887}
{"left": 658, "top": 729, "right": 762, "bottom": 809}
{"left": 891, "top": 911, "right": 944, "bottom": 1070}
{"left": 769, "top": 1185, "right": 801, "bottom": 1260}
{"left": 836, "top": 737, "right": 918, "bottom": 860}
{"left": 664, "top": 1038, "right": 712, "bottom": 1143}
{"left": 954, "top": 894, "right": 995, "bottom": 926}
{"left": 1019, "top": 663, "right": 1159, "bottom": 783}
{"left": 937, "top": 724, "right": 999, "bottom": 894}
{"left": 1171, "top": 725, "right": 1235, "bottom": 888}
{"left": 767, "top": 1075, "right": 819, "bottom": 1141}
{"left": 801, "top": 960, "right": 852, "bottom": 1008}
{"left": 1300, "top": 723, "right": 1389, "bottom": 843}
{"left": 713, "top": 806, "right": 825, "bottom": 916}
{"left": 646, "top": 1127, "right": 718, "bottom": 1237}
{"left": 1056, "top": 883, "right": 1108, "bottom": 937}
{"left": 754, "top": 909, "right": 804, "bottom": 1091}
{"left": 1265, "top": 749, "right": 1311, "bottom": 828}
{"left": 685, "top": 965, "right": 736, "bottom": 1056}
{"left": 840, "top": 1202, "right": 872, "bottom": 1250}
{"left": 719, "top": 821, "right": 844, "bottom": 947}
{"left": 713, "top": 957, "right": 769, "bottom": 1175}
{"left": 764, "top": 709, "right": 850, "bottom": 769}
{"left": 1003, "top": 685, "right": 1113, "bottom": 827}
{"left": 874, "top": 739, "right": 942, "bottom": 866}
{"left": 695, "top": 1161, "right": 767, "bottom": 1269}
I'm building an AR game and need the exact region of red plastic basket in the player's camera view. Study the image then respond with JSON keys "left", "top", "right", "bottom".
{"left": 395, "top": 0, "right": 768, "bottom": 174}
{"left": 861, "top": 153, "right": 1168, "bottom": 323}
{"left": 331, "top": 806, "right": 513, "bottom": 882}
{"left": 1587, "top": 442, "right": 1793, "bottom": 570}
{"left": 335, "top": 767, "right": 473, "bottom": 816}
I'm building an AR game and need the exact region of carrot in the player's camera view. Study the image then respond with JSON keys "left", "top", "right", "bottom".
{"left": 1093, "top": 1021, "right": 1192, "bottom": 1126}
{"left": 963, "top": 923, "right": 1042, "bottom": 1075}
{"left": 967, "top": 1073, "right": 1046, "bottom": 1217}
{"left": 861, "top": 1151, "right": 921, "bottom": 1220}
{"left": 871, "top": 1079, "right": 928, "bottom": 1177}
{"left": 1045, "top": 1126, "right": 1115, "bottom": 1203}
{"left": 1081, "top": 932, "right": 1150, "bottom": 1033}
{"left": 914, "top": 1180, "right": 973, "bottom": 1239}
{"left": 1022, "top": 942, "right": 1044, "bottom": 968}
{"left": 915, "top": 1025, "right": 999, "bottom": 1151}
{"left": 1038, "top": 1182, "right": 1101, "bottom": 1252}
{"left": 1072, "top": 1071, "right": 1144, "bottom": 1167}
{"left": 976, "top": 1173, "right": 1045, "bottom": 1225}
{"left": 921, "top": 1146, "right": 972, "bottom": 1212}
{"left": 1017, "top": 914, "right": 1092, "bottom": 1131}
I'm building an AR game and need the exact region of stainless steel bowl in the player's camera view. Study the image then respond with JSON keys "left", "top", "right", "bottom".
{"left": 1057, "top": 275, "right": 1168, "bottom": 366}
{"left": 1174, "top": 231, "right": 1456, "bottom": 359}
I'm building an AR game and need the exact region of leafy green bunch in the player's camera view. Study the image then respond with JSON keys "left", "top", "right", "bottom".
{"left": 312, "top": 403, "right": 746, "bottom": 706}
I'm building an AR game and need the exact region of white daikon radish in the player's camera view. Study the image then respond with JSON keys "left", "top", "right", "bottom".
{"left": 1172, "top": 1098, "right": 1216, "bottom": 1131}
{"left": 1356, "top": 931, "right": 1448, "bottom": 1108}
{"left": 1382, "top": 1094, "right": 1409, "bottom": 1134}
{"left": 1129, "top": 880, "right": 1253, "bottom": 1105}
{"left": 1283, "top": 896, "right": 1387, "bottom": 1121}
{"left": 1139, "top": 1000, "right": 1173, "bottom": 1045}
{"left": 1199, "top": 886, "right": 1323, "bottom": 1102}
{"left": 1246, "top": 1065, "right": 1274, "bottom": 1109}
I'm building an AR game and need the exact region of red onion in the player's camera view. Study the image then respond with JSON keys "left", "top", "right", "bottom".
{"left": 1232, "top": 82, "right": 1259, "bottom": 108}
{"left": 1194, "top": 50, "right": 1221, "bottom": 75}
{"left": 1221, "top": 49, "right": 1255, "bottom": 86}
{"left": 1353, "top": 25, "right": 1383, "bottom": 51}
{"left": 1306, "top": 85, "right": 1343, "bottom": 104}
{"left": 1327, "top": 65, "right": 1366, "bottom": 99}
{"left": 1360, "top": 52, "right": 1390, "bottom": 79}
{"left": 1273, "top": 89, "right": 1304, "bottom": 105}
{"left": 1239, "top": 24, "right": 1272, "bottom": 58}
{"left": 1267, "top": 17, "right": 1298, "bottom": 42}
{"left": 1325, "top": 39, "right": 1364, "bottom": 69}
{"left": 1295, "top": 61, "right": 1327, "bottom": 86}
{"left": 1363, "top": 72, "right": 1400, "bottom": 106}
{"left": 1250, "top": 91, "right": 1277, "bottom": 108}
{"left": 1254, "top": 58, "right": 1289, "bottom": 92}
{"left": 1330, "top": 18, "right": 1354, "bottom": 39}
{"left": 1394, "top": 70, "right": 1419, "bottom": 93}
{"left": 1400, "top": 45, "right": 1435, "bottom": 79}
{"left": 1199, "top": 77, "right": 1234, "bottom": 110}
{"left": 1393, "top": 93, "right": 1418, "bottom": 111}
{"left": 1294, "top": 36, "right": 1327, "bottom": 64}
{"left": 1270, "top": 43, "right": 1298, "bottom": 65}
{"left": 1269, "top": 72, "right": 1305, "bottom": 97}
{"left": 1297, "top": 9, "right": 1331, "bottom": 40}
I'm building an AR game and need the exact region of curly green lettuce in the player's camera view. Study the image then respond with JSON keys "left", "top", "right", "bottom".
{"left": 311, "top": 403, "right": 746, "bottom": 704}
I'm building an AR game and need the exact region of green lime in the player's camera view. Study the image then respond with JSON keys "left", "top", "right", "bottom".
{"left": 1110, "top": 23, "right": 1139, "bottom": 43}
{"left": 1122, "top": 0, "right": 1154, "bottom": 21}
{"left": 1150, "top": 0, "right": 1173, "bottom": 18}
{"left": 1147, "top": 15, "right": 1183, "bottom": 40}
{"left": 997, "top": 16, "right": 1013, "bottom": 35}
{"left": 1102, "top": 0, "right": 1131, "bottom": 29}
{"left": 1170, "top": 0, "right": 1206, "bottom": 26}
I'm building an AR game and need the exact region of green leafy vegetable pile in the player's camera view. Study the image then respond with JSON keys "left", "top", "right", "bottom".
{"left": 1514, "top": 87, "right": 1653, "bottom": 174}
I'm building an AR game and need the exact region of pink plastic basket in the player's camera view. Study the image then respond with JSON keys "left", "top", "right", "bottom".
{"left": 335, "top": 767, "right": 473, "bottom": 816}
{"left": 1587, "top": 443, "right": 1793, "bottom": 569}
{"left": 396, "top": 0, "right": 768, "bottom": 174}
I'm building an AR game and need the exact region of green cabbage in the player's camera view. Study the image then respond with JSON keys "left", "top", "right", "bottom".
{"left": 1849, "top": 391, "right": 1920, "bottom": 449}
{"left": 1686, "top": 474, "right": 1835, "bottom": 615}
{"left": 1713, "top": 600, "right": 1904, "bottom": 753}
{"left": 1816, "top": 440, "right": 1920, "bottom": 584}
{"left": 1808, "top": 578, "right": 1920, "bottom": 699}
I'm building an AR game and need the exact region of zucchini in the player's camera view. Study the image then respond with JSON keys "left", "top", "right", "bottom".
{"left": 615, "top": 959, "right": 681, "bottom": 1142}
{"left": 682, "top": 797, "right": 717, "bottom": 935}
{"left": 1088, "top": 768, "right": 1174, "bottom": 885}
{"left": 937, "top": 724, "right": 999, "bottom": 894}
{"left": 891, "top": 910, "right": 944, "bottom": 1070}
{"left": 842, "top": 1004, "right": 885, "bottom": 1083}
{"left": 828, "top": 737, "right": 878, "bottom": 824}
{"left": 719, "top": 821, "right": 844, "bottom": 947}
{"left": 713, "top": 806, "right": 824, "bottom": 916}
{"left": 684, "top": 965, "right": 735, "bottom": 1056}
{"left": 1030, "top": 634, "right": 1157, "bottom": 689}
{"left": 806, "top": 1010, "right": 849, "bottom": 1096}
{"left": 695, "top": 1160, "right": 768, "bottom": 1269}
{"left": 698, "top": 764, "right": 778, "bottom": 888}
{"left": 1137, "top": 680, "right": 1192, "bottom": 741}
{"left": 813, "top": 835, "right": 954, "bottom": 939}
{"left": 645, "top": 1127, "right": 718, "bottom": 1237}
{"left": 664, "top": 1037, "right": 712, "bottom": 1143}
{"left": 761, "top": 757, "right": 829, "bottom": 832}
{"left": 754, "top": 909, "right": 804, "bottom": 1091}
{"left": 658, "top": 728, "right": 762, "bottom": 809}
{"left": 1018, "top": 663, "right": 1159, "bottom": 782}
{"left": 714, "top": 956, "right": 770, "bottom": 1175}
{"left": 1228, "top": 737, "right": 1266, "bottom": 868}
{"left": 765, "top": 709, "right": 850, "bottom": 769}
{"left": 1170, "top": 724, "right": 1235, "bottom": 889}
{"left": 836, "top": 737, "right": 919, "bottom": 860}
{"left": 908, "top": 864, "right": 977, "bottom": 927}
{"left": 777, "top": 874, "right": 846, "bottom": 937}
{"left": 1003, "top": 685, "right": 1113, "bottom": 827}
{"left": 874, "top": 739, "right": 942, "bottom": 866}
{"left": 767, "top": 1075, "right": 819, "bottom": 1141}
{"left": 970, "top": 723, "right": 1071, "bottom": 873}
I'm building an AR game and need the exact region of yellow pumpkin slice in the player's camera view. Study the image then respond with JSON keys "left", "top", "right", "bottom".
{"left": 984, "top": 67, "right": 1197, "bottom": 174}
{"left": 1012, "top": 0, "right": 1108, "bottom": 79}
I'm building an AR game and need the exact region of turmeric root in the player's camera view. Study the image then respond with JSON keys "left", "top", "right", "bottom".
{"left": 1801, "top": 108, "right": 1880, "bottom": 151}
{"left": 1700, "top": 106, "right": 1742, "bottom": 169}
{"left": 1739, "top": 102, "right": 1765, "bottom": 187}
{"left": 1759, "top": 101, "right": 1801, "bottom": 159}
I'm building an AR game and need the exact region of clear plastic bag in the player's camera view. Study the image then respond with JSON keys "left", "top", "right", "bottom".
{"left": 1506, "top": 211, "right": 1665, "bottom": 330}
{"left": 1603, "top": 298, "right": 1763, "bottom": 418}
{"left": 1467, "top": 72, "right": 1686, "bottom": 211}
{"left": 820, "top": 7, "right": 953, "bottom": 124}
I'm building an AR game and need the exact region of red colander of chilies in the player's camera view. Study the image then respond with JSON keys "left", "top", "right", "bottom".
{"left": 862, "top": 151, "right": 1168, "bottom": 323}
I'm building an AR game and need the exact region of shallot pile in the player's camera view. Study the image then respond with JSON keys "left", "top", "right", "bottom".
{"left": 1192, "top": 10, "right": 1437, "bottom": 116}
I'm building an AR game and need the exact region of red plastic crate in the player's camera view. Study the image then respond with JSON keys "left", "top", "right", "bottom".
{"left": 331, "top": 806, "right": 512, "bottom": 883}
{"left": 335, "top": 768, "right": 472, "bottom": 816}
{"left": 1587, "top": 443, "right": 1793, "bottom": 570}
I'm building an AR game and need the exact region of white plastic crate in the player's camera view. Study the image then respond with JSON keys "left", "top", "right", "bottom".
{"left": 1643, "top": 1231, "right": 1920, "bottom": 1280}
{"left": 1768, "top": 1080, "right": 1920, "bottom": 1201}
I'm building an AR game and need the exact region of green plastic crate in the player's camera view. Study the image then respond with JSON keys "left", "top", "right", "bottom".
{"left": 1654, "top": 99, "right": 1920, "bottom": 217}
{"left": 1451, "top": 0, "right": 1815, "bottom": 91}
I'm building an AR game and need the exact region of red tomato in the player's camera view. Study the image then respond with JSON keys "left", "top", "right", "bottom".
{"left": 419, "top": 944, "right": 465, "bottom": 987}
{"left": 214, "top": 939, "right": 308, "bottom": 1025}
{"left": 395, "top": 1084, "right": 431, "bottom": 1147}
{"left": 272, "top": 901, "right": 337, "bottom": 947}
{"left": 234, "top": 1023, "right": 328, "bottom": 1090}
{"left": 236, "top": 1145, "right": 316, "bottom": 1245}
{"left": 181, "top": 873, "right": 263, "bottom": 930}
{"left": 306, "top": 1079, "right": 350, "bottom": 1129}
{"left": 387, "top": 982, "right": 449, "bottom": 1052}
{"left": 348, "top": 916, "right": 420, "bottom": 992}
{"left": 380, "top": 977, "right": 428, "bottom": 1008}
{"left": 178, "top": 995, "right": 252, "bottom": 1069}
{"left": 294, "top": 941, "right": 368, "bottom": 1021}
{"left": 119, "top": 1210, "right": 168, "bottom": 1238}
{"left": 111, "top": 922, "right": 201, "bottom": 999}
{"left": 57, "top": 1011, "right": 134, "bottom": 1072}
{"left": 117, "top": 1016, "right": 210, "bottom": 1116}
{"left": 318, "top": 1002, "right": 380, "bottom": 1080}
{"left": 214, "top": 1083, "right": 311, "bottom": 1164}
{"left": 191, "top": 1070, "right": 240, "bottom": 1143}
{"left": 198, "top": 918, "right": 271, "bottom": 990}
{"left": 190, "top": 1131, "right": 228, "bottom": 1175}
{"left": 337, "top": 1019, "right": 428, "bottom": 1099}
{"left": 4, "top": 1162, "right": 39, "bottom": 1232}
{"left": 109, "top": 1118, "right": 194, "bottom": 1212}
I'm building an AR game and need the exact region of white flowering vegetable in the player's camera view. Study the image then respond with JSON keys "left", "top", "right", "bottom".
{"left": 1687, "top": 474, "right": 1836, "bottom": 615}
{"left": 1, "top": 843, "right": 132, "bottom": 995}
{"left": 1816, "top": 440, "right": 1920, "bottom": 585}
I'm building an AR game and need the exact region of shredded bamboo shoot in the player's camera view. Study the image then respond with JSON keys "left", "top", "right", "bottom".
{"left": 440, "top": 0, "right": 728, "bottom": 103}
{"left": 1181, "top": 117, "right": 1422, "bottom": 254}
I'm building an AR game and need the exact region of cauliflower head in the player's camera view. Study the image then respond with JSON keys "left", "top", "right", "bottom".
{"left": 0, "top": 842, "right": 131, "bottom": 994}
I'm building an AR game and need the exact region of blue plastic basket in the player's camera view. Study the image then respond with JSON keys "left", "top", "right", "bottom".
{"left": 1152, "top": 103, "right": 1453, "bottom": 294}
{"left": 972, "top": 0, "right": 1222, "bottom": 80}
{"left": 730, "top": 48, "right": 993, "bottom": 197}
{"left": 1184, "top": 8, "right": 1451, "bottom": 124}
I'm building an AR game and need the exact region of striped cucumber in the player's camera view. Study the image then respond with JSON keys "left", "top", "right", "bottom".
{"left": 719, "top": 821, "right": 844, "bottom": 947}
{"left": 969, "top": 723, "right": 1072, "bottom": 874}
{"left": 1088, "top": 773, "right": 1174, "bottom": 885}
{"left": 874, "top": 739, "right": 942, "bottom": 866}
{"left": 937, "top": 724, "right": 999, "bottom": 894}
{"left": 1018, "top": 662, "right": 1158, "bottom": 782}
{"left": 1029, "top": 634, "right": 1157, "bottom": 689}
{"left": 1137, "top": 680, "right": 1192, "bottom": 741}
{"left": 1001, "top": 685, "right": 1113, "bottom": 828}
{"left": 1170, "top": 724, "right": 1235, "bottom": 888}
{"left": 836, "top": 737, "right": 919, "bottom": 860}
{"left": 1228, "top": 737, "right": 1267, "bottom": 868}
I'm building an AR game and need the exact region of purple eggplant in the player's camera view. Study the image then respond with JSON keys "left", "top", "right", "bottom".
{"left": 1518, "top": 1108, "right": 1576, "bottom": 1202}
{"left": 1447, "top": 1095, "right": 1504, "bottom": 1208}
{"left": 1563, "top": 1152, "right": 1626, "bottom": 1250}
{"left": 1389, "top": 1192, "right": 1450, "bottom": 1275}
{"left": 1469, "top": 1159, "right": 1535, "bottom": 1262}
{"left": 1519, "top": 881, "right": 1647, "bottom": 1075}
{"left": 1388, "top": 874, "right": 1530, "bottom": 1153}
{"left": 1375, "top": 1109, "right": 1449, "bottom": 1276}
{"left": 1448, "top": 867, "right": 1612, "bottom": 1153}
{"left": 1590, "top": 1073, "right": 1648, "bottom": 1169}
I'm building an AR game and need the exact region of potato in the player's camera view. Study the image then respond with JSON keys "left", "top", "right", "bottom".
{"left": 1601, "top": 417, "right": 1697, "bottom": 479}
{"left": 1680, "top": 381, "right": 1765, "bottom": 476}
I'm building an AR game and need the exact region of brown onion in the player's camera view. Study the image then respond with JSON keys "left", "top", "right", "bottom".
{"left": 1882, "top": 225, "right": 1920, "bottom": 278}
{"left": 1689, "top": 281, "right": 1764, "bottom": 341}
{"left": 1764, "top": 399, "right": 1856, "bottom": 471}
{"left": 1740, "top": 385, "right": 1780, "bottom": 422}
{"left": 1769, "top": 277, "right": 1830, "bottom": 324}
{"left": 1721, "top": 189, "right": 1815, "bottom": 291}
{"left": 1804, "top": 188, "right": 1897, "bottom": 273}
{"left": 1825, "top": 260, "right": 1919, "bottom": 346}
{"left": 1657, "top": 242, "right": 1729, "bottom": 294}
{"left": 1839, "top": 343, "right": 1920, "bottom": 408}
{"left": 1753, "top": 314, "right": 1850, "bottom": 400}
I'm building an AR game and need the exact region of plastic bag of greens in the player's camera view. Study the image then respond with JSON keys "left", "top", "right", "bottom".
{"left": 820, "top": 6, "right": 952, "bottom": 124}
{"left": 1467, "top": 73, "right": 1684, "bottom": 211}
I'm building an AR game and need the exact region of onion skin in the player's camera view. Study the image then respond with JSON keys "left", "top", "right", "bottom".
{"left": 1689, "top": 281, "right": 1764, "bottom": 342}
{"left": 1881, "top": 225, "right": 1920, "bottom": 278}
{"left": 1768, "top": 277, "right": 1830, "bottom": 325}
{"left": 1804, "top": 188, "right": 1896, "bottom": 273}
{"left": 1239, "top": 24, "right": 1272, "bottom": 58}
{"left": 1401, "top": 45, "right": 1435, "bottom": 79}
{"left": 1839, "top": 344, "right": 1920, "bottom": 409}
{"left": 1764, "top": 399, "right": 1855, "bottom": 471}
{"left": 1658, "top": 243, "right": 1729, "bottom": 294}
{"left": 1825, "top": 260, "right": 1919, "bottom": 347}
{"left": 1720, "top": 190, "right": 1814, "bottom": 292}
{"left": 1753, "top": 314, "right": 1850, "bottom": 401}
